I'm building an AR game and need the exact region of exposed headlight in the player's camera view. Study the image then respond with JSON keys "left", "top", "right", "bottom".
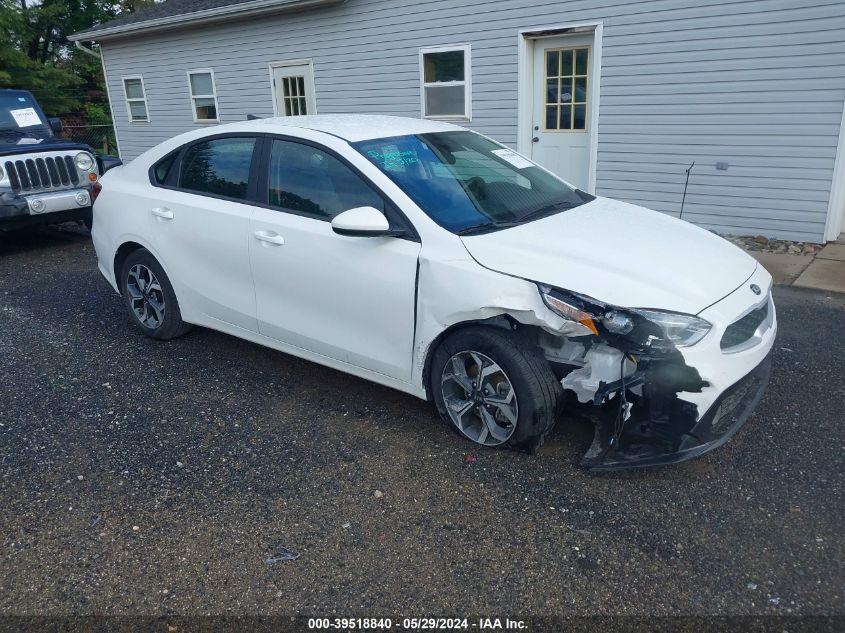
{"left": 540, "top": 288, "right": 600, "bottom": 335}
{"left": 540, "top": 286, "right": 711, "bottom": 350}
{"left": 74, "top": 152, "right": 94, "bottom": 171}
{"left": 629, "top": 308, "right": 711, "bottom": 348}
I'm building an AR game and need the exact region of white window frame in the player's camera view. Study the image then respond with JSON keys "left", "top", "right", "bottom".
{"left": 187, "top": 68, "right": 221, "bottom": 124}
{"left": 419, "top": 44, "right": 471, "bottom": 122}
{"left": 121, "top": 75, "right": 149, "bottom": 123}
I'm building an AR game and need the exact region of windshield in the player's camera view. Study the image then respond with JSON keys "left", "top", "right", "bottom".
{"left": 352, "top": 131, "right": 592, "bottom": 234}
{"left": 0, "top": 92, "right": 48, "bottom": 134}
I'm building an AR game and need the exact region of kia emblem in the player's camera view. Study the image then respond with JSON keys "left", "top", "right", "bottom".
{"left": 750, "top": 284, "right": 762, "bottom": 295}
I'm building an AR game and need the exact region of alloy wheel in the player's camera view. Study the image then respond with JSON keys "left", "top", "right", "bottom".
{"left": 126, "top": 264, "right": 166, "bottom": 329}
{"left": 441, "top": 350, "right": 519, "bottom": 446}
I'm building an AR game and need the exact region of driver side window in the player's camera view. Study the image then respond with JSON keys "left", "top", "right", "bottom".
{"left": 267, "top": 140, "right": 384, "bottom": 220}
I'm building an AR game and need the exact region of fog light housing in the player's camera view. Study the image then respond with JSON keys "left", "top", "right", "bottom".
{"left": 30, "top": 198, "right": 45, "bottom": 213}
{"left": 75, "top": 191, "right": 90, "bottom": 206}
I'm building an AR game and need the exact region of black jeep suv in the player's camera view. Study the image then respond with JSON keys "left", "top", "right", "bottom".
{"left": 0, "top": 89, "right": 119, "bottom": 230}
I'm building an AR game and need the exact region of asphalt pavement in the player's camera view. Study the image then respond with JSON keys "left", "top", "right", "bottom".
{"left": 0, "top": 225, "right": 842, "bottom": 626}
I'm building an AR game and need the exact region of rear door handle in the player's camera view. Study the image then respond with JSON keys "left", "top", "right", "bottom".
{"left": 253, "top": 230, "right": 285, "bottom": 246}
{"left": 151, "top": 207, "right": 173, "bottom": 220}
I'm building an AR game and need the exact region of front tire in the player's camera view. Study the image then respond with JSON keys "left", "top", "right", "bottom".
{"left": 430, "top": 326, "right": 561, "bottom": 452}
{"left": 119, "top": 249, "right": 191, "bottom": 340}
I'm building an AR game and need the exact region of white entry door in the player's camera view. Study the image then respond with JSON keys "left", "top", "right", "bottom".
{"left": 531, "top": 34, "right": 594, "bottom": 190}
{"left": 272, "top": 62, "right": 316, "bottom": 116}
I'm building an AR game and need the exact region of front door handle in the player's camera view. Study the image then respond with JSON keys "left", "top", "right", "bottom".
{"left": 253, "top": 230, "right": 285, "bottom": 246}
{"left": 151, "top": 207, "right": 173, "bottom": 220}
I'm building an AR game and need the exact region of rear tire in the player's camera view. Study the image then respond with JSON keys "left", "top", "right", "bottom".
{"left": 430, "top": 326, "right": 561, "bottom": 453}
{"left": 119, "top": 248, "right": 191, "bottom": 340}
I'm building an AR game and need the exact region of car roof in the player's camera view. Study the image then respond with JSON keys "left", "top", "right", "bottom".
{"left": 242, "top": 114, "right": 465, "bottom": 142}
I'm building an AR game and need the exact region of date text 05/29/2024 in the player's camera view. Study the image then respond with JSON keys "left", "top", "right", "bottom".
{"left": 308, "top": 617, "right": 527, "bottom": 630}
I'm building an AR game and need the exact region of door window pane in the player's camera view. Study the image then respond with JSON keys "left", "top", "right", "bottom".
{"left": 179, "top": 137, "right": 255, "bottom": 199}
{"left": 546, "top": 50, "right": 559, "bottom": 78}
{"left": 543, "top": 46, "right": 589, "bottom": 132}
{"left": 575, "top": 48, "right": 589, "bottom": 75}
{"left": 268, "top": 140, "right": 383, "bottom": 220}
{"left": 561, "top": 49, "right": 573, "bottom": 76}
{"left": 573, "top": 104, "right": 586, "bottom": 130}
{"left": 281, "top": 75, "right": 308, "bottom": 116}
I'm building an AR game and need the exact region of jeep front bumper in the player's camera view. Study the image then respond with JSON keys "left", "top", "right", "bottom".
{"left": 1, "top": 188, "right": 92, "bottom": 227}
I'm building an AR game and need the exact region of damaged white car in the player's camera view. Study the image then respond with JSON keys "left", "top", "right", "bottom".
{"left": 92, "top": 115, "right": 776, "bottom": 470}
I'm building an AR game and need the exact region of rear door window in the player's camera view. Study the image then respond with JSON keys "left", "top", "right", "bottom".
{"left": 179, "top": 137, "right": 256, "bottom": 200}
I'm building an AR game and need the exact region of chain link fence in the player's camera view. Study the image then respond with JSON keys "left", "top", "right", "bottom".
{"left": 61, "top": 123, "right": 118, "bottom": 156}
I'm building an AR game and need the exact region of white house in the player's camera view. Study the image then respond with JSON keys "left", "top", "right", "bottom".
{"left": 71, "top": 0, "right": 845, "bottom": 243}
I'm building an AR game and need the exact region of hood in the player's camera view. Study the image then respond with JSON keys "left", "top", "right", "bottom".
{"left": 0, "top": 133, "right": 91, "bottom": 158}
{"left": 460, "top": 197, "right": 757, "bottom": 315}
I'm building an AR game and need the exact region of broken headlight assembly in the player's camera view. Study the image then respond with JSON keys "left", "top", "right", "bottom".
{"left": 539, "top": 286, "right": 711, "bottom": 353}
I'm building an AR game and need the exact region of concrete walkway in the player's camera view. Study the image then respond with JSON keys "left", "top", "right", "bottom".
{"left": 746, "top": 243, "right": 845, "bottom": 293}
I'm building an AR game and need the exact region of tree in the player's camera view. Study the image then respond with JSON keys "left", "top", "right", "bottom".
{"left": 0, "top": 0, "right": 153, "bottom": 115}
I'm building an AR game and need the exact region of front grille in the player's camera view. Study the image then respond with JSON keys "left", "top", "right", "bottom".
{"left": 720, "top": 299, "right": 770, "bottom": 350}
{"left": 4, "top": 155, "right": 79, "bottom": 193}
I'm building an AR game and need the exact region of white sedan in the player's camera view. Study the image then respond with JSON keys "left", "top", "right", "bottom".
{"left": 91, "top": 115, "right": 775, "bottom": 470}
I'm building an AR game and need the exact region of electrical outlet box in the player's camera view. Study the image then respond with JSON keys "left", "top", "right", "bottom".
{"left": 716, "top": 161, "right": 729, "bottom": 171}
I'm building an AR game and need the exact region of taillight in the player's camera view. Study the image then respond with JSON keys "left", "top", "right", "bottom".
{"left": 91, "top": 182, "right": 102, "bottom": 203}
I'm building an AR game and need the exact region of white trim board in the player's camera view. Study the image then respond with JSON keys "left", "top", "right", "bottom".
{"left": 824, "top": 97, "right": 845, "bottom": 242}
{"left": 99, "top": 44, "right": 121, "bottom": 157}
{"left": 71, "top": 0, "right": 342, "bottom": 41}
{"left": 516, "top": 21, "right": 603, "bottom": 195}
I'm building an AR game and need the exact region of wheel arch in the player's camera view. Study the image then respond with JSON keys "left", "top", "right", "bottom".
{"left": 113, "top": 241, "right": 145, "bottom": 285}
{"left": 112, "top": 239, "right": 176, "bottom": 293}
{"left": 421, "top": 314, "right": 549, "bottom": 401}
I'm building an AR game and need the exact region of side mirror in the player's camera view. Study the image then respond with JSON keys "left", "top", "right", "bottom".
{"left": 97, "top": 155, "right": 123, "bottom": 175}
{"left": 48, "top": 117, "right": 63, "bottom": 134}
{"left": 331, "top": 206, "right": 403, "bottom": 237}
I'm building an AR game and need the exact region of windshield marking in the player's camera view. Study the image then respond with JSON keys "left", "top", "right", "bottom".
{"left": 352, "top": 130, "right": 590, "bottom": 234}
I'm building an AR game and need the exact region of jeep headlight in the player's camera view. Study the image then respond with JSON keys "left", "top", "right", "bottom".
{"left": 74, "top": 152, "right": 94, "bottom": 171}
{"left": 540, "top": 285, "right": 711, "bottom": 350}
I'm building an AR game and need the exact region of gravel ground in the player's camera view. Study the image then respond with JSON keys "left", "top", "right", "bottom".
{"left": 717, "top": 233, "right": 824, "bottom": 256}
{"left": 0, "top": 225, "right": 843, "bottom": 624}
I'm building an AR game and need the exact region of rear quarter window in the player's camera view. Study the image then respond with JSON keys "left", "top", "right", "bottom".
{"left": 152, "top": 152, "right": 178, "bottom": 185}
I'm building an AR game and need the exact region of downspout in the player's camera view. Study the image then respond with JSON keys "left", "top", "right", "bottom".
{"left": 74, "top": 40, "right": 101, "bottom": 59}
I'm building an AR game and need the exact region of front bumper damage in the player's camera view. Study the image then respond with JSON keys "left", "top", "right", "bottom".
{"left": 542, "top": 265, "right": 777, "bottom": 471}
{"left": 578, "top": 352, "right": 771, "bottom": 471}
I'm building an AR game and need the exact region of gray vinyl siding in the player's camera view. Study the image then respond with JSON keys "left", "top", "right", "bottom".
{"left": 101, "top": 0, "right": 845, "bottom": 242}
